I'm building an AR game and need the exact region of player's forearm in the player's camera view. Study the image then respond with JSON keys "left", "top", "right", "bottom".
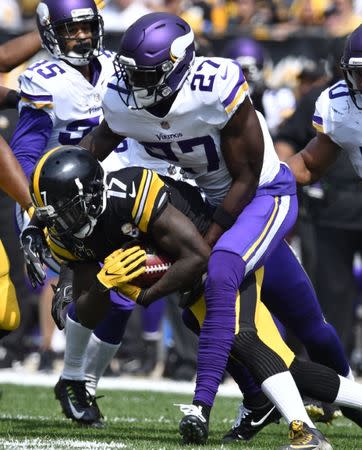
{"left": 80, "top": 121, "right": 123, "bottom": 161}
{"left": 142, "top": 254, "right": 208, "bottom": 306}
{"left": 0, "top": 135, "right": 32, "bottom": 209}
{"left": 287, "top": 152, "right": 317, "bottom": 185}
{"left": 0, "top": 31, "right": 41, "bottom": 73}
{"left": 205, "top": 175, "right": 258, "bottom": 247}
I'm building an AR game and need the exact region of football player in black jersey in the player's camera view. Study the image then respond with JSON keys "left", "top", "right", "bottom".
{"left": 21, "top": 145, "right": 362, "bottom": 448}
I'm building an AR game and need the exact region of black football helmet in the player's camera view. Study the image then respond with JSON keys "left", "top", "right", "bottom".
{"left": 341, "top": 25, "right": 362, "bottom": 109}
{"left": 30, "top": 146, "right": 106, "bottom": 238}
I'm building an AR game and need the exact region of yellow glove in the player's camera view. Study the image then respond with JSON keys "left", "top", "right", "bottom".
{"left": 97, "top": 246, "right": 146, "bottom": 290}
{"left": 95, "top": 0, "right": 106, "bottom": 10}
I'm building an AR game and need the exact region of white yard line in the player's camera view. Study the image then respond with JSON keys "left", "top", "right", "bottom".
{"left": 0, "top": 369, "right": 241, "bottom": 397}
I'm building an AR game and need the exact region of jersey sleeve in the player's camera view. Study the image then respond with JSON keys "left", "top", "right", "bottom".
{"left": 312, "top": 82, "right": 349, "bottom": 144}
{"left": 312, "top": 91, "right": 327, "bottom": 134}
{"left": 108, "top": 167, "right": 169, "bottom": 233}
{"left": 18, "top": 69, "right": 55, "bottom": 122}
{"left": 215, "top": 59, "right": 250, "bottom": 117}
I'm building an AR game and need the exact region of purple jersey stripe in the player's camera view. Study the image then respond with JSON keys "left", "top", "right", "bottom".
{"left": 222, "top": 62, "right": 246, "bottom": 109}
{"left": 20, "top": 90, "right": 53, "bottom": 102}
{"left": 312, "top": 115, "right": 323, "bottom": 125}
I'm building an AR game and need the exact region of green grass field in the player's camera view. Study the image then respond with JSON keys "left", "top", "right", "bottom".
{"left": 0, "top": 384, "right": 361, "bottom": 450}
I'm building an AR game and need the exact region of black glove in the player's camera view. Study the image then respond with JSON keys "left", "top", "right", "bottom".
{"left": 20, "top": 225, "right": 48, "bottom": 288}
{"left": 51, "top": 263, "right": 73, "bottom": 330}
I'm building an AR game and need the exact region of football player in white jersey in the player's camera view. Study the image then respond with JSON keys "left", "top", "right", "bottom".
{"left": 10, "top": 0, "right": 152, "bottom": 427}
{"left": 289, "top": 25, "right": 362, "bottom": 184}
{"left": 79, "top": 12, "right": 331, "bottom": 449}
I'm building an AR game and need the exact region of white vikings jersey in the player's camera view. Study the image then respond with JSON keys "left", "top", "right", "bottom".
{"left": 103, "top": 56, "right": 281, "bottom": 205}
{"left": 18, "top": 50, "right": 117, "bottom": 151}
{"left": 312, "top": 81, "right": 362, "bottom": 178}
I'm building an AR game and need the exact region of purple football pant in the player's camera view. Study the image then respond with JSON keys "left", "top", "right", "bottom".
{"left": 183, "top": 239, "right": 350, "bottom": 403}
{"left": 194, "top": 193, "right": 298, "bottom": 407}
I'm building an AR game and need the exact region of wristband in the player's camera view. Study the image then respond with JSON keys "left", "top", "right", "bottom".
{"left": 136, "top": 289, "right": 149, "bottom": 306}
{"left": 212, "top": 206, "right": 237, "bottom": 230}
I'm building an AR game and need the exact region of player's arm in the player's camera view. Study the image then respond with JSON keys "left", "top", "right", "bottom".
{"left": 0, "top": 134, "right": 32, "bottom": 209}
{"left": 287, "top": 132, "right": 341, "bottom": 185}
{"left": 0, "top": 31, "right": 41, "bottom": 73}
{"left": 205, "top": 97, "right": 264, "bottom": 247}
{"left": 139, "top": 203, "right": 210, "bottom": 306}
{"left": 72, "top": 260, "right": 112, "bottom": 329}
{"left": 80, "top": 119, "right": 125, "bottom": 161}
{"left": 0, "top": 86, "right": 19, "bottom": 110}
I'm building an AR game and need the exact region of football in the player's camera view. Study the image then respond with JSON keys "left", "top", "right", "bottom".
{"left": 133, "top": 245, "right": 173, "bottom": 288}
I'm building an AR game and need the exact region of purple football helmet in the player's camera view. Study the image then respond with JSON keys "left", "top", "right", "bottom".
{"left": 114, "top": 12, "right": 195, "bottom": 109}
{"left": 224, "top": 37, "right": 265, "bottom": 93}
{"left": 341, "top": 25, "right": 362, "bottom": 109}
{"left": 36, "top": 0, "right": 104, "bottom": 66}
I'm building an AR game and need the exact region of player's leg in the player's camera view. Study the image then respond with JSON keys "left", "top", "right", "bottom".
{"left": 182, "top": 288, "right": 332, "bottom": 449}
{"left": 0, "top": 239, "right": 20, "bottom": 336}
{"left": 263, "top": 239, "right": 351, "bottom": 378}
{"left": 180, "top": 193, "right": 309, "bottom": 445}
{"left": 54, "top": 266, "right": 134, "bottom": 427}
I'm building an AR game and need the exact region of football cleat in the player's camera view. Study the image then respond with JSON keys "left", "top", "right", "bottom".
{"left": 278, "top": 420, "right": 333, "bottom": 450}
{"left": 304, "top": 397, "right": 341, "bottom": 424}
{"left": 177, "top": 404, "right": 209, "bottom": 445}
{"left": 222, "top": 400, "right": 281, "bottom": 442}
{"left": 54, "top": 378, "right": 103, "bottom": 427}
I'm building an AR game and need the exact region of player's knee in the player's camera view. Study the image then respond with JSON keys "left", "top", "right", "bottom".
{"left": 206, "top": 250, "right": 245, "bottom": 291}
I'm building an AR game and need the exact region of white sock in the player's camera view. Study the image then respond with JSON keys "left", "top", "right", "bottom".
{"left": 261, "top": 371, "right": 314, "bottom": 428}
{"left": 335, "top": 375, "right": 362, "bottom": 408}
{"left": 84, "top": 333, "right": 121, "bottom": 397}
{"left": 62, "top": 315, "right": 93, "bottom": 380}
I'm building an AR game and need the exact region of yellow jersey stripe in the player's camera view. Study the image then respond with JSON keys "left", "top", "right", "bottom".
{"left": 313, "top": 122, "right": 324, "bottom": 133}
{"left": 32, "top": 147, "right": 60, "bottom": 207}
{"left": 225, "top": 81, "right": 249, "bottom": 113}
{"left": 48, "top": 236, "right": 79, "bottom": 262}
{"left": 20, "top": 98, "right": 53, "bottom": 109}
{"left": 138, "top": 172, "right": 165, "bottom": 232}
{"left": 242, "top": 197, "right": 280, "bottom": 261}
{"left": 132, "top": 169, "right": 148, "bottom": 222}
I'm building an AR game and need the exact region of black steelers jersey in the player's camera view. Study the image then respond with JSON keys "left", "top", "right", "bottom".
{"left": 48, "top": 167, "right": 213, "bottom": 264}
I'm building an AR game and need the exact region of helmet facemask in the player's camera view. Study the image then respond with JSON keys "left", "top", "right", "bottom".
{"left": 35, "top": 176, "right": 106, "bottom": 239}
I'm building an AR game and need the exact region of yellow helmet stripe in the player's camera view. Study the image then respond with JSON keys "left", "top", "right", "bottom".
{"left": 32, "top": 147, "right": 60, "bottom": 207}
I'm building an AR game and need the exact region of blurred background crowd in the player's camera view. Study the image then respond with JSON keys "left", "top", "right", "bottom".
{"left": 0, "top": 0, "right": 362, "bottom": 381}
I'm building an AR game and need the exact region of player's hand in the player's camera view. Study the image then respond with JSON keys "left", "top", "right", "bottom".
{"left": 51, "top": 263, "right": 73, "bottom": 330}
{"left": 20, "top": 225, "right": 48, "bottom": 288}
{"left": 97, "top": 246, "right": 147, "bottom": 290}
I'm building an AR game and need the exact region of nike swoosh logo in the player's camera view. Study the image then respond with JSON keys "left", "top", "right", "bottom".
{"left": 129, "top": 182, "right": 136, "bottom": 198}
{"left": 105, "top": 270, "right": 119, "bottom": 276}
{"left": 221, "top": 66, "right": 228, "bottom": 80}
{"left": 68, "top": 398, "right": 85, "bottom": 420}
{"left": 250, "top": 406, "right": 276, "bottom": 427}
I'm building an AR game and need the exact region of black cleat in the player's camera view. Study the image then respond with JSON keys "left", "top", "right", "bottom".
{"left": 278, "top": 420, "right": 333, "bottom": 450}
{"left": 304, "top": 397, "right": 341, "bottom": 424}
{"left": 177, "top": 404, "right": 209, "bottom": 445}
{"left": 223, "top": 400, "right": 281, "bottom": 442}
{"left": 54, "top": 378, "right": 103, "bottom": 426}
